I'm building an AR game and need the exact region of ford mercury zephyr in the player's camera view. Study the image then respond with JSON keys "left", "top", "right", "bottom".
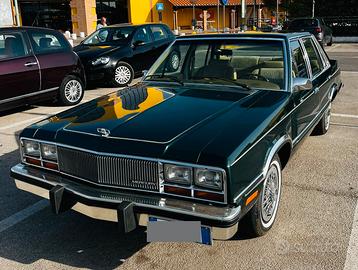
{"left": 10, "top": 33, "right": 342, "bottom": 244}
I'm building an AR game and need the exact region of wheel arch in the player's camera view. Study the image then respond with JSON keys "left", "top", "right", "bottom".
{"left": 263, "top": 134, "right": 292, "bottom": 177}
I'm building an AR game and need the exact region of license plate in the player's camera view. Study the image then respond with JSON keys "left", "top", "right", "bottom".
{"left": 147, "top": 217, "right": 212, "bottom": 245}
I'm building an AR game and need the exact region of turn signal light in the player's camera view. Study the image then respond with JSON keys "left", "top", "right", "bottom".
{"left": 25, "top": 157, "right": 41, "bottom": 166}
{"left": 164, "top": 185, "right": 191, "bottom": 197}
{"left": 245, "top": 190, "right": 259, "bottom": 206}
{"left": 43, "top": 161, "right": 59, "bottom": 171}
{"left": 194, "top": 190, "right": 224, "bottom": 202}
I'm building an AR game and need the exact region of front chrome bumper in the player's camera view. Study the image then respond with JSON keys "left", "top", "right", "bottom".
{"left": 11, "top": 164, "right": 241, "bottom": 240}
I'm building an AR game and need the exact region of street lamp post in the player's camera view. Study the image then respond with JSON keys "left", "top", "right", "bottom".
{"left": 190, "top": 0, "right": 198, "bottom": 29}
{"left": 312, "top": 0, "right": 315, "bottom": 18}
{"left": 276, "top": 0, "right": 279, "bottom": 27}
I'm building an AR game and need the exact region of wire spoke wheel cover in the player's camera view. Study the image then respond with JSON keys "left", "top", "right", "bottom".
{"left": 171, "top": 53, "right": 180, "bottom": 70}
{"left": 261, "top": 159, "right": 281, "bottom": 228}
{"left": 115, "top": 65, "right": 132, "bottom": 85}
{"left": 64, "top": 80, "right": 82, "bottom": 103}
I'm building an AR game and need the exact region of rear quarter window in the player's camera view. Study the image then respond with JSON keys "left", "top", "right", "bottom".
{"left": 28, "top": 30, "right": 70, "bottom": 54}
{"left": 150, "top": 25, "right": 168, "bottom": 41}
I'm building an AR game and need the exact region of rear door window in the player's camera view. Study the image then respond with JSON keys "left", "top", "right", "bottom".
{"left": 28, "top": 31, "right": 70, "bottom": 54}
{"left": 133, "top": 27, "right": 151, "bottom": 44}
{"left": 150, "top": 25, "right": 168, "bottom": 41}
{"left": 302, "top": 38, "right": 324, "bottom": 77}
{"left": 0, "top": 32, "right": 29, "bottom": 60}
{"left": 290, "top": 40, "right": 309, "bottom": 78}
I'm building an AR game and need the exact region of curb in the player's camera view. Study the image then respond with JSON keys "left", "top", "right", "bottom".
{"left": 333, "top": 36, "right": 358, "bottom": 43}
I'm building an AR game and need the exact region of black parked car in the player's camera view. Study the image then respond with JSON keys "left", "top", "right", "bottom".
{"left": 286, "top": 18, "right": 333, "bottom": 46}
{"left": 74, "top": 23, "right": 175, "bottom": 87}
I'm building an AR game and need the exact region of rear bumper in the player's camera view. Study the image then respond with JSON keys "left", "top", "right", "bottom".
{"left": 10, "top": 164, "right": 241, "bottom": 240}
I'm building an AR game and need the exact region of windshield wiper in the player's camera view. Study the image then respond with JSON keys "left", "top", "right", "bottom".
{"left": 196, "top": 76, "right": 252, "bottom": 91}
{"left": 144, "top": 75, "right": 184, "bottom": 86}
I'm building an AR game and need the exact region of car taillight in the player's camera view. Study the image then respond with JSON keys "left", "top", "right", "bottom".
{"left": 315, "top": 27, "right": 322, "bottom": 33}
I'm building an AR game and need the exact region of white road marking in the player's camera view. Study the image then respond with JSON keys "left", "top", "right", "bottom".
{"left": 344, "top": 200, "right": 358, "bottom": 270}
{"left": 332, "top": 113, "right": 358, "bottom": 119}
{"left": 0, "top": 200, "right": 48, "bottom": 233}
{"left": 342, "top": 71, "right": 358, "bottom": 74}
{"left": 0, "top": 116, "right": 46, "bottom": 131}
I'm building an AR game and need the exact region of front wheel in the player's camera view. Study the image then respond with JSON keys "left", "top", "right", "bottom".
{"left": 58, "top": 75, "right": 84, "bottom": 106}
{"left": 247, "top": 155, "right": 282, "bottom": 237}
{"left": 112, "top": 62, "right": 134, "bottom": 87}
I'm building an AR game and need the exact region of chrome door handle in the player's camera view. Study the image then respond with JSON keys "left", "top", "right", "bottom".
{"left": 24, "top": 62, "right": 38, "bottom": 67}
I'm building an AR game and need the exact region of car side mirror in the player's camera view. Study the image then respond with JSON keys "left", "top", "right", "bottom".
{"left": 293, "top": 78, "right": 313, "bottom": 92}
{"left": 141, "top": 70, "right": 148, "bottom": 80}
{"left": 132, "top": 40, "right": 145, "bottom": 48}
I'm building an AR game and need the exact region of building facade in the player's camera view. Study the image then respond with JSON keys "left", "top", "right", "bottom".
{"left": 5, "top": 0, "right": 277, "bottom": 36}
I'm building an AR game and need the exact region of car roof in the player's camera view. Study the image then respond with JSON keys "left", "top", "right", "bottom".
{"left": 104, "top": 22, "right": 166, "bottom": 28}
{"left": 0, "top": 26, "right": 60, "bottom": 32}
{"left": 176, "top": 32, "right": 311, "bottom": 41}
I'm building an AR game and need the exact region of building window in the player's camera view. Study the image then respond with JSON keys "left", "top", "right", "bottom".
{"left": 96, "top": 0, "right": 129, "bottom": 25}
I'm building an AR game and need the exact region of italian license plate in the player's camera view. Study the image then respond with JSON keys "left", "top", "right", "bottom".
{"left": 147, "top": 217, "right": 212, "bottom": 245}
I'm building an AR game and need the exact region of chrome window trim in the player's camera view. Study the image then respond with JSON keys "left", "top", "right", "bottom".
{"left": 231, "top": 66, "right": 338, "bottom": 167}
{"left": 145, "top": 36, "right": 289, "bottom": 92}
{"left": 20, "top": 137, "right": 228, "bottom": 205}
{"left": 0, "top": 87, "right": 58, "bottom": 105}
{"left": 300, "top": 36, "right": 331, "bottom": 80}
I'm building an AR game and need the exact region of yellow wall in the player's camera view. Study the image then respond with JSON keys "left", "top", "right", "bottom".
{"left": 129, "top": 0, "right": 174, "bottom": 29}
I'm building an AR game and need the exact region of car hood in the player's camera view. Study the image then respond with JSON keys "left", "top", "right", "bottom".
{"left": 26, "top": 83, "right": 289, "bottom": 165}
{"left": 74, "top": 44, "right": 121, "bottom": 64}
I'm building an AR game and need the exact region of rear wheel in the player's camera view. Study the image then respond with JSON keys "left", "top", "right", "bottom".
{"left": 58, "top": 75, "right": 84, "bottom": 106}
{"left": 312, "top": 102, "right": 332, "bottom": 135}
{"left": 246, "top": 155, "right": 282, "bottom": 237}
{"left": 112, "top": 62, "right": 134, "bottom": 87}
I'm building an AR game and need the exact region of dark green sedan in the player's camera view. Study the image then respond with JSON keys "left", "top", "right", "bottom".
{"left": 11, "top": 33, "right": 343, "bottom": 244}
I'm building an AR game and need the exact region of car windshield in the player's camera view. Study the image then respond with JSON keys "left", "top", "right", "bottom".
{"left": 289, "top": 19, "right": 318, "bottom": 28}
{"left": 145, "top": 38, "right": 286, "bottom": 91}
{"left": 83, "top": 27, "right": 134, "bottom": 45}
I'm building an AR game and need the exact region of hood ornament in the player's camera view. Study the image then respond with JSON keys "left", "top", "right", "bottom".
{"left": 97, "top": 128, "right": 110, "bottom": 137}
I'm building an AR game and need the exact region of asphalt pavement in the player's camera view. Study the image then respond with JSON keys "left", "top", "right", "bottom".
{"left": 0, "top": 44, "right": 357, "bottom": 270}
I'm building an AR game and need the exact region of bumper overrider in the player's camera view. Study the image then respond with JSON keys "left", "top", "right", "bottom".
{"left": 10, "top": 164, "right": 242, "bottom": 240}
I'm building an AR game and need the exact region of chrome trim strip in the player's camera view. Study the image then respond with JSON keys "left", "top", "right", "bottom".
{"left": 34, "top": 54, "right": 42, "bottom": 91}
{"left": 292, "top": 100, "right": 330, "bottom": 145}
{"left": 0, "top": 87, "right": 58, "bottom": 105}
{"left": 20, "top": 137, "right": 228, "bottom": 204}
{"left": 11, "top": 164, "right": 240, "bottom": 223}
{"left": 233, "top": 134, "right": 292, "bottom": 203}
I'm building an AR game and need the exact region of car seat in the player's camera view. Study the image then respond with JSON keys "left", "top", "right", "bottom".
{"left": 5, "top": 36, "right": 25, "bottom": 58}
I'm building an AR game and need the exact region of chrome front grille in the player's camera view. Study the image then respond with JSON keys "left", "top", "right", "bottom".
{"left": 58, "top": 147, "right": 160, "bottom": 191}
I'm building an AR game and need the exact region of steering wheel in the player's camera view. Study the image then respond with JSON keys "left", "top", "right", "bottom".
{"left": 248, "top": 73, "right": 270, "bottom": 82}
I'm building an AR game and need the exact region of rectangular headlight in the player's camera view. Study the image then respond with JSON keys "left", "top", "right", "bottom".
{"left": 194, "top": 168, "right": 223, "bottom": 190}
{"left": 164, "top": 164, "right": 192, "bottom": 185}
{"left": 23, "top": 140, "right": 40, "bottom": 157}
{"left": 41, "top": 143, "right": 57, "bottom": 161}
